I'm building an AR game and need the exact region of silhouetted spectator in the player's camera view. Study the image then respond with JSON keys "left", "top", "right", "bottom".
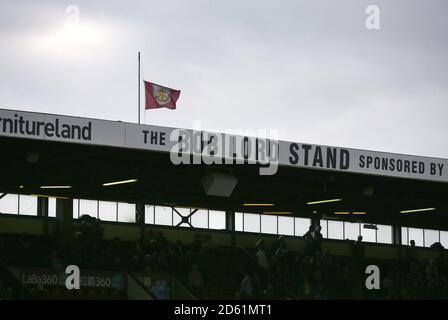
{"left": 405, "top": 240, "right": 418, "bottom": 263}
{"left": 303, "top": 226, "right": 315, "bottom": 255}
{"left": 255, "top": 240, "right": 269, "bottom": 270}
{"left": 352, "top": 236, "right": 365, "bottom": 264}
{"left": 188, "top": 264, "right": 205, "bottom": 298}
{"left": 312, "top": 226, "right": 323, "bottom": 253}
{"left": 240, "top": 272, "right": 254, "bottom": 299}
{"left": 430, "top": 242, "right": 445, "bottom": 251}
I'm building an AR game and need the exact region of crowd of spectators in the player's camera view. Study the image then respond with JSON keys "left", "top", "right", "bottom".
{"left": 70, "top": 216, "right": 218, "bottom": 298}
{"left": 236, "top": 225, "right": 448, "bottom": 300}
{"left": 2, "top": 216, "right": 448, "bottom": 300}
{"left": 380, "top": 240, "right": 448, "bottom": 299}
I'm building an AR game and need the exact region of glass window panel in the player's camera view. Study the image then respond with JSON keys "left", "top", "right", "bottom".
{"left": 235, "top": 212, "right": 243, "bottom": 231}
{"left": 98, "top": 201, "right": 117, "bottom": 222}
{"left": 243, "top": 213, "right": 260, "bottom": 233}
{"left": 191, "top": 209, "right": 208, "bottom": 229}
{"left": 361, "top": 224, "right": 376, "bottom": 243}
{"left": 440, "top": 231, "right": 448, "bottom": 249}
{"left": 261, "top": 215, "right": 277, "bottom": 235}
{"left": 328, "top": 221, "right": 344, "bottom": 240}
{"left": 295, "top": 217, "right": 311, "bottom": 237}
{"left": 424, "top": 229, "right": 440, "bottom": 248}
{"left": 73, "top": 199, "right": 79, "bottom": 219}
{"left": 344, "top": 222, "right": 360, "bottom": 240}
{"left": 408, "top": 228, "right": 424, "bottom": 247}
{"left": 19, "top": 195, "right": 37, "bottom": 216}
{"left": 376, "top": 224, "right": 392, "bottom": 244}
{"left": 145, "top": 205, "right": 154, "bottom": 224}
{"left": 209, "top": 210, "right": 225, "bottom": 230}
{"left": 278, "top": 216, "right": 294, "bottom": 236}
{"left": 79, "top": 199, "right": 98, "bottom": 218}
{"left": 154, "top": 206, "right": 172, "bottom": 226}
{"left": 401, "top": 227, "right": 408, "bottom": 245}
{"left": 48, "top": 198, "right": 56, "bottom": 217}
{"left": 118, "top": 202, "right": 135, "bottom": 223}
{"left": 0, "top": 194, "right": 18, "bottom": 214}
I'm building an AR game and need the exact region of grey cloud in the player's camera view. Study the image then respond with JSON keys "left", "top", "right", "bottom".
{"left": 0, "top": 0, "right": 447, "bottom": 158}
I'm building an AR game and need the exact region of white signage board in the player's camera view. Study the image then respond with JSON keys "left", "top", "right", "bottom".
{"left": 1, "top": 108, "right": 447, "bottom": 183}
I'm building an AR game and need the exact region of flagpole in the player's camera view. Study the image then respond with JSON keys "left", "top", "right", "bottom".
{"left": 138, "top": 51, "right": 142, "bottom": 124}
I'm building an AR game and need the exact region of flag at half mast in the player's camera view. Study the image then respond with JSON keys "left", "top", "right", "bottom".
{"left": 144, "top": 80, "right": 181, "bottom": 110}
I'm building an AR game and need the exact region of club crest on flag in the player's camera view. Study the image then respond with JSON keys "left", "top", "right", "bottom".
{"left": 144, "top": 80, "right": 181, "bottom": 110}
{"left": 153, "top": 86, "right": 171, "bottom": 106}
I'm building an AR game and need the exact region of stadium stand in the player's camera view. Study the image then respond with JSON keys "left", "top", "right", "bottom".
{"left": 1, "top": 213, "right": 448, "bottom": 300}
{"left": 1, "top": 108, "right": 448, "bottom": 300}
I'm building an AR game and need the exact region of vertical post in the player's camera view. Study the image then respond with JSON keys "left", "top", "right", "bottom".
{"left": 225, "top": 210, "right": 235, "bottom": 230}
{"left": 136, "top": 202, "right": 145, "bottom": 240}
{"left": 392, "top": 225, "right": 402, "bottom": 245}
{"left": 56, "top": 198, "right": 73, "bottom": 246}
{"left": 392, "top": 225, "right": 403, "bottom": 260}
{"left": 138, "top": 51, "right": 141, "bottom": 124}
{"left": 37, "top": 197, "right": 49, "bottom": 235}
{"left": 225, "top": 210, "right": 236, "bottom": 247}
{"left": 311, "top": 215, "right": 320, "bottom": 231}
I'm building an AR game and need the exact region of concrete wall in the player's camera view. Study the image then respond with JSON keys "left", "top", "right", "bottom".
{"left": 0, "top": 215, "right": 53, "bottom": 235}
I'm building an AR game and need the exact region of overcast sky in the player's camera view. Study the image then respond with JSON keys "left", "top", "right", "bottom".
{"left": 1, "top": 0, "right": 447, "bottom": 158}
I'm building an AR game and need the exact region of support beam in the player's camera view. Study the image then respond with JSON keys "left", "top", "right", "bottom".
{"left": 136, "top": 202, "right": 145, "bottom": 224}
{"left": 225, "top": 210, "right": 236, "bottom": 246}
{"left": 225, "top": 210, "right": 235, "bottom": 231}
{"left": 37, "top": 197, "right": 49, "bottom": 217}
{"left": 173, "top": 207, "right": 196, "bottom": 228}
{"left": 392, "top": 225, "right": 403, "bottom": 260}
{"left": 37, "top": 197, "right": 49, "bottom": 235}
{"left": 392, "top": 225, "right": 402, "bottom": 245}
{"left": 311, "top": 215, "right": 321, "bottom": 231}
{"left": 56, "top": 198, "right": 73, "bottom": 246}
{"left": 136, "top": 202, "right": 145, "bottom": 239}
